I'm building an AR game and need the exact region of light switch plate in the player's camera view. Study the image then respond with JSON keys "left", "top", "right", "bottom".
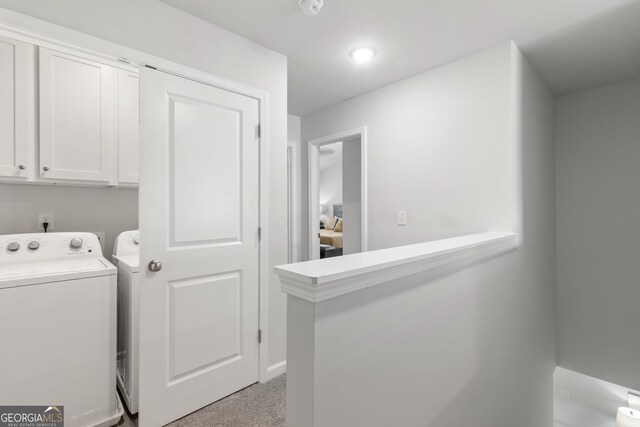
{"left": 397, "top": 210, "right": 407, "bottom": 226}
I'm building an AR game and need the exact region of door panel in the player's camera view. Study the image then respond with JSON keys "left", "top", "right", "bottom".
{"left": 169, "top": 272, "right": 241, "bottom": 382}
{"left": 139, "top": 67, "right": 260, "bottom": 427}
{"left": 169, "top": 95, "right": 241, "bottom": 245}
{"left": 39, "top": 48, "right": 115, "bottom": 182}
{"left": 0, "top": 37, "right": 33, "bottom": 179}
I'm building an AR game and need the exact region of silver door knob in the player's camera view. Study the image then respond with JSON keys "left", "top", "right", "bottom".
{"left": 42, "top": 166, "right": 49, "bottom": 172}
{"left": 18, "top": 164, "right": 25, "bottom": 170}
{"left": 148, "top": 260, "right": 162, "bottom": 272}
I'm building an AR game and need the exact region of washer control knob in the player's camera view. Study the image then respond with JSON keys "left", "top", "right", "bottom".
{"left": 7, "top": 242, "right": 20, "bottom": 252}
{"left": 28, "top": 241, "right": 40, "bottom": 250}
{"left": 69, "top": 237, "right": 83, "bottom": 249}
{"left": 133, "top": 234, "right": 140, "bottom": 245}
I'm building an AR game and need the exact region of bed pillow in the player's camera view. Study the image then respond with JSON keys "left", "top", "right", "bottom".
{"left": 325, "top": 216, "right": 337, "bottom": 230}
{"left": 334, "top": 218, "right": 343, "bottom": 232}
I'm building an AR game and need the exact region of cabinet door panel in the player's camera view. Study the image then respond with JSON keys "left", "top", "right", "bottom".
{"left": 39, "top": 48, "right": 115, "bottom": 182}
{"left": 0, "top": 37, "right": 34, "bottom": 179}
{"left": 118, "top": 69, "right": 139, "bottom": 184}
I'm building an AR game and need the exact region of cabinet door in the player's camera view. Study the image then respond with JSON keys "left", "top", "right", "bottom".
{"left": 117, "top": 69, "right": 139, "bottom": 185}
{"left": 0, "top": 37, "right": 34, "bottom": 180}
{"left": 39, "top": 48, "right": 115, "bottom": 182}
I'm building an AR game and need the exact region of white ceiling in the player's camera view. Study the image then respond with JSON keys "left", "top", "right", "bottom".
{"left": 161, "top": 0, "right": 640, "bottom": 116}
{"left": 319, "top": 141, "right": 342, "bottom": 172}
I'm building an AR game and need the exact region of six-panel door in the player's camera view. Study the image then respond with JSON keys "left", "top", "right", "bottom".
{"left": 138, "top": 67, "right": 261, "bottom": 427}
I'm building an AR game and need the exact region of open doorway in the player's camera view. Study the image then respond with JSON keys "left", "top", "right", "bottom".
{"left": 319, "top": 141, "right": 343, "bottom": 258}
{"left": 308, "top": 127, "right": 367, "bottom": 260}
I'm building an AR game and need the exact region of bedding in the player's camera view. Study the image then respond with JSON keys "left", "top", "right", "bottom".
{"left": 325, "top": 216, "right": 338, "bottom": 230}
{"left": 319, "top": 229, "right": 343, "bottom": 249}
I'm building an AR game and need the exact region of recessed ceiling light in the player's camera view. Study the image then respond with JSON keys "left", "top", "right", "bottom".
{"left": 350, "top": 46, "right": 377, "bottom": 62}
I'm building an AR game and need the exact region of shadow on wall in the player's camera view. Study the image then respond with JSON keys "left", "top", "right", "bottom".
{"left": 521, "top": 1, "right": 640, "bottom": 95}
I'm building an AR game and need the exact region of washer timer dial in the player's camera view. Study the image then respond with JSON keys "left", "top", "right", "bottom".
{"left": 69, "top": 237, "right": 83, "bottom": 250}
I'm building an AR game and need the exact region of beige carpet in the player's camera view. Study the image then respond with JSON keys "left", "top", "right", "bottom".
{"left": 117, "top": 375, "right": 285, "bottom": 427}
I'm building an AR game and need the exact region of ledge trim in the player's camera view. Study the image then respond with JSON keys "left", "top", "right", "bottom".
{"left": 275, "top": 232, "right": 518, "bottom": 303}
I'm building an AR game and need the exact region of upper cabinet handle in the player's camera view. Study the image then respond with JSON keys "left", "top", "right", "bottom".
{"left": 42, "top": 166, "right": 49, "bottom": 172}
{"left": 18, "top": 165, "right": 25, "bottom": 170}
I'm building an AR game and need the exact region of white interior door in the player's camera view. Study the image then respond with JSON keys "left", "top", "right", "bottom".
{"left": 139, "top": 67, "right": 261, "bottom": 427}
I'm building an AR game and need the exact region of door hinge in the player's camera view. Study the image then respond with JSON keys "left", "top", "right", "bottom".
{"left": 258, "top": 227, "right": 262, "bottom": 241}
{"left": 257, "top": 124, "right": 262, "bottom": 139}
{"left": 258, "top": 329, "right": 262, "bottom": 344}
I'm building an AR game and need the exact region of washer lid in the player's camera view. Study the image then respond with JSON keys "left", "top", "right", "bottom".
{"left": 113, "top": 255, "right": 139, "bottom": 273}
{"left": 0, "top": 258, "right": 116, "bottom": 289}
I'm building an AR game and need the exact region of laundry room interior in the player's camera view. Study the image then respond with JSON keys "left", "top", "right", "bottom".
{"left": 1, "top": 1, "right": 640, "bottom": 427}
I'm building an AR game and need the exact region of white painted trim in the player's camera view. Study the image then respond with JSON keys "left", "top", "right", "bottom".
{"left": 287, "top": 142, "right": 300, "bottom": 263}
{"left": 307, "top": 126, "right": 368, "bottom": 260}
{"left": 510, "top": 42, "right": 524, "bottom": 246}
{"left": 265, "top": 360, "right": 287, "bottom": 381}
{"left": 0, "top": 10, "right": 275, "bottom": 385}
{"left": 257, "top": 93, "right": 271, "bottom": 384}
{"left": 276, "top": 232, "right": 517, "bottom": 302}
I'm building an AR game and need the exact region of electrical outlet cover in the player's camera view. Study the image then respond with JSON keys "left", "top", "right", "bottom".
{"left": 37, "top": 213, "right": 53, "bottom": 231}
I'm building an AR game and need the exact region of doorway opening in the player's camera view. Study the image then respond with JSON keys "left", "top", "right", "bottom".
{"left": 308, "top": 127, "right": 367, "bottom": 260}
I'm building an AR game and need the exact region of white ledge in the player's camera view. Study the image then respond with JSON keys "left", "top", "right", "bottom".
{"left": 275, "top": 232, "right": 518, "bottom": 303}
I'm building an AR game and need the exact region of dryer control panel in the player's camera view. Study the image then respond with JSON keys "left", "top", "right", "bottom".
{"left": 112, "top": 230, "right": 140, "bottom": 258}
{"left": 0, "top": 232, "right": 103, "bottom": 264}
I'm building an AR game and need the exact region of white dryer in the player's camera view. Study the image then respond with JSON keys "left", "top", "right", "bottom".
{"left": 112, "top": 230, "right": 140, "bottom": 414}
{"left": 0, "top": 232, "right": 123, "bottom": 427}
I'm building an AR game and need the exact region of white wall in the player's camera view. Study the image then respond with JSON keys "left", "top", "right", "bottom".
{"left": 291, "top": 43, "right": 556, "bottom": 427}
{"left": 288, "top": 114, "right": 302, "bottom": 264}
{"left": 288, "top": 114, "right": 301, "bottom": 144}
{"left": 0, "top": 2, "right": 288, "bottom": 376}
{"left": 556, "top": 77, "right": 640, "bottom": 391}
{"left": 300, "top": 43, "right": 517, "bottom": 260}
{"left": 319, "top": 162, "right": 342, "bottom": 217}
{"left": 0, "top": 185, "right": 137, "bottom": 256}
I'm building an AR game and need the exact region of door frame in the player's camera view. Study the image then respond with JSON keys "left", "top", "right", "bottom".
{"left": 0, "top": 15, "right": 275, "bottom": 384}
{"left": 287, "top": 141, "right": 300, "bottom": 263}
{"left": 308, "top": 126, "right": 368, "bottom": 260}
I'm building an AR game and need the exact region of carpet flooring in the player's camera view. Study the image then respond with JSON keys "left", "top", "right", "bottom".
{"left": 117, "top": 374, "right": 286, "bottom": 427}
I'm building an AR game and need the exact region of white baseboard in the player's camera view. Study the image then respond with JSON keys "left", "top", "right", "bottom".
{"left": 263, "top": 360, "right": 286, "bottom": 382}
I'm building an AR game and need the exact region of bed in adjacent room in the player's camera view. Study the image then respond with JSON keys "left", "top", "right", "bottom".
{"left": 320, "top": 204, "right": 343, "bottom": 253}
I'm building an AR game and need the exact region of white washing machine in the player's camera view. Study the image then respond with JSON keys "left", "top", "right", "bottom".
{"left": 112, "top": 230, "right": 140, "bottom": 414}
{"left": 0, "top": 232, "right": 123, "bottom": 427}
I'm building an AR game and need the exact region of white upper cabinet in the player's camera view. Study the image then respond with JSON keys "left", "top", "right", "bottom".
{"left": 117, "top": 69, "right": 139, "bottom": 185}
{"left": 0, "top": 37, "right": 35, "bottom": 180}
{"left": 39, "top": 47, "right": 116, "bottom": 183}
